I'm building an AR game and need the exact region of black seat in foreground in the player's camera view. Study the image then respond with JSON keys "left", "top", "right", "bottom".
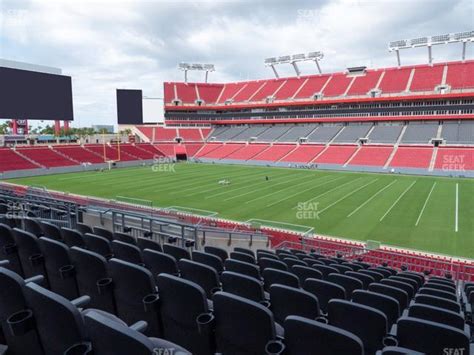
{"left": 328, "top": 299, "right": 387, "bottom": 355}
{"left": 221, "top": 271, "right": 268, "bottom": 305}
{"left": 82, "top": 310, "right": 191, "bottom": 355}
{"left": 406, "top": 303, "right": 467, "bottom": 331}
{"left": 269, "top": 284, "right": 320, "bottom": 325}
{"left": 292, "top": 265, "right": 323, "bottom": 284}
{"left": 136, "top": 237, "right": 162, "bottom": 252}
{"left": 213, "top": 291, "right": 284, "bottom": 355}
{"left": 230, "top": 251, "right": 256, "bottom": 264}
{"left": 142, "top": 249, "right": 179, "bottom": 279}
{"left": 369, "top": 283, "right": 409, "bottom": 311}
{"left": 234, "top": 247, "right": 255, "bottom": 257}
{"left": 156, "top": 274, "right": 214, "bottom": 355}
{"left": 304, "top": 278, "right": 346, "bottom": 314}
{"left": 178, "top": 259, "right": 220, "bottom": 299}
{"left": 224, "top": 258, "right": 261, "bottom": 280}
{"left": 395, "top": 317, "right": 471, "bottom": 355}
{"left": 192, "top": 250, "right": 224, "bottom": 274}
{"left": 284, "top": 315, "right": 364, "bottom": 355}
{"left": 69, "top": 247, "right": 116, "bottom": 314}
{"left": 111, "top": 240, "right": 144, "bottom": 265}
{"left": 327, "top": 273, "right": 363, "bottom": 299}
{"left": 113, "top": 231, "right": 136, "bottom": 245}
{"left": 13, "top": 228, "right": 47, "bottom": 280}
{"left": 84, "top": 233, "right": 113, "bottom": 259}
{"left": 38, "top": 237, "right": 78, "bottom": 300}
{"left": 204, "top": 246, "right": 228, "bottom": 262}
{"left": 375, "top": 346, "right": 424, "bottom": 354}
{"left": 92, "top": 226, "right": 113, "bottom": 241}
{"left": 60, "top": 227, "right": 86, "bottom": 248}
{"left": 108, "top": 258, "right": 161, "bottom": 337}
{"left": 352, "top": 290, "right": 400, "bottom": 328}
{"left": 39, "top": 221, "right": 62, "bottom": 241}
{"left": 0, "top": 223, "right": 23, "bottom": 276}
{"left": 163, "top": 243, "right": 191, "bottom": 261}
{"left": 0, "top": 267, "right": 44, "bottom": 354}
{"left": 263, "top": 268, "right": 300, "bottom": 291}
{"left": 258, "top": 257, "right": 288, "bottom": 272}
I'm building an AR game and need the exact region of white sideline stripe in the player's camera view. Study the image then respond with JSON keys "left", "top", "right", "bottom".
{"left": 292, "top": 177, "right": 364, "bottom": 209}
{"left": 266, "top": 176, "right": 345, "bottom": 207}
{"left": 224, "top": 174, "right": 311, "bottom": 201}
{"left": 455, "top": 183, "right": 459, "bottom": 232}
{"left": 415, "top": 182, "right": 437, "bottom": 226}
{"left": 379, "top": 180, "right": 417, "bottom": 221}
{"left": 347, "top": 180, "right": 398, "bottom": 217}
{"left": 244, "top": 175, "right": 327, "bottom": 204}
{"left": 205, "top": 171, "right": 297, "bottom": 199}
{"left": 319, "top": 178, "right": 379, "bottom": 214}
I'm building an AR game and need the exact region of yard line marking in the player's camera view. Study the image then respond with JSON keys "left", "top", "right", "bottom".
{"left": 347, "top": 180, "right": 398, "bottom": 217}
{"left": 205, "top": 171, "right": 299, "bottom": 199}
{"left": 455, "top": 183, "right": 459, "bottom": 232}
{"left": 415, "top": 182, "right": 437, "bottom": 226}
{"left": 379, "top": 180, "right": 417, "bottom": 221}
{"left": 266, "top": 176, "right": 345, "bottom": 207}
{"left": 319, "top": 178, "right": 379, "bottom": 214}
{"left": 245, "top": 175, "right": 328, "bottom": 204}
{"left": 292, "top": 177, "right": 364, "bottom": 209}
{"left": 224, "top": 174, "right": 313, "bottom": 201}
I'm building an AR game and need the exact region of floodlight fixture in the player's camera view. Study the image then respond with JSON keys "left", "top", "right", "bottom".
{"left": 388, "top": 30, "right": 474, "bottom": 66}
{"left": 178, "top": 62, "right": 215, "bottom": 83}
{"left": 264, "top": 51, "right": 325, "bottom": 78}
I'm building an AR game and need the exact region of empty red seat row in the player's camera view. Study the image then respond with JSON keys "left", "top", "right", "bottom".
{"left": 252, "top": 144, "right": 297, "bottom": 161}
{"left": 313, "top": 145, "right": 358, "bottom": 164}
{"left": 225, "top": 144, "right": 270, "bottom": 160}
{"left": 434, "top": 147, "right": 474, "bottom": 171}
{"left": 280, "top": 145, "right": 325, "bottom": 163}
{"left": 16, "top": 147, "right": 76, "bottom": 167}
{"left": 349, "top": 145, "right": 394, "bottom": 166}
{"left": 389, "top": 146, "right": 434, "bottom": 168}
{"left": 0, "top": 148, "right": 38, "bottom": 172}
{"left": 54, "top": 145, "right": 104, "bottom": 164}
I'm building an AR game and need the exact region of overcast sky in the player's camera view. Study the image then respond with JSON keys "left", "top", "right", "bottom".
{"left": 0, "top": 0, "right": 473, "bottom": 127}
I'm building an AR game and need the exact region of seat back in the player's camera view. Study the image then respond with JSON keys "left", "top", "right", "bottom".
{"left": 328, "top": 299, "right": 387, "bottom": 354}
{"left": 83, "top": 310, "right": 189, "bottom": 355}
{"left": 92, "top": 226, "right": 113, "bottom": 241}
{"left": 424, "top": 282, "right": 456, "bottom": 294}
{"left": 108, "top": 258, "right": 161, "bottom": 336}
{"left": 213, "top": 291, "right": 278, "bottom": 354}
{"left": 39, "top": 222, "right": 62, "bottom": 241}
{"left": 142, "top": 249, "right": 178, "bottom": 279}
{"left": 24, "top": 282, "right": 86, "bottom": 355}
{"left": 263, "top": 268, "right": 300, "bottom": 291}
{"left": 389, "top": 275, "right": 419, "bottom": 292}
{"left": 359, "top": 269, "right": 384, "bottom": 282}
{"left": 221, "top": 271, "right": 266, "bottom": 303}
{"left": 230, "top": 251, "right": 255, "bottom": 264}
{"left": 258, "top": 257, "right": 288, "bottom": 272}
{"left": 113, "top": 232, "right": 136, "bottom": 245}
{"left": 283, "top": 258, "right": 307, "bottom": 269}
{"left": 303, "top": 278, "right": 346, "bottom": 314}
{"left": 292, "top": 265, "right": 322, "bottom": 284}
{"left": 234, "top": 247, "right": 255, "bottom": 257}
{"left": 23, "top": 218, "right": 43, "bottom": 236}
{"left": 84, "top": 233, "right": 112, "bottom": 259}
{"left": 397, "top": 317, "right": 469, "bottom": 354}
{"left": 284, "top": 315, "right": 363, "bottom": 355}
{"left": 380, "top": 279, "right": 415, "bottom": 299}
{"left": 414, "top": 294, "right": 461, "bottom": 313}
{"left": 0, "top": 223, "right": 23, "bottom": 275}
{"left": 204, "top": 246, "right": 228, "bottom": 262}
{"left": 224, "top": 259, "right": 261, "bottom": 280}
{"left": 13, "top": 228, "right": 46, "bottom": 279}
{"left": 352, "top": 290, "right": 400, "bottom": 327}
{"left": 312, "top": 264, "right": 339, "bottom": 279}
{"left": 162, "top": 243, "right": 190, "bottom": 261}
{"left": 156, "top": 274, "right": 212, "bottom": 355}
{"left": 69, "top": 247, "right": 115, "bottom": 313}
{"left": 345, "top": 271, "right": 375, "bottom": 289}
{"left": 407, "top": 304, "right": 465, "bottom": 330}
{"left": 192, "top": 251, "right": 223, "bottom": 274}
{"left": 269, "top": 284, "right": 319, "bottom": 324}
{"left": 178, "top": 259, "right": 220, "bottom": 299}
{"left": 0, "top": 267, "right": 43, "bottom": 354}
{"left": 369, "top": 283, "right": 409, "bottom": 311}
{"left": 111, "top": 240, "right": 143, "bottom": 265}
{"left": 136, "top": 237, "right": 162, "bottom": 252}
{"left": 75, "top": 223, "right": 92, "bottom": 235}
{"left": 327, "top": 273, "right": 363, "bottom": 299}
{"left": 38, "top": 237, "right": 78, "bottom": 300}
{"left": 418, "top": 286, "right": 457, "bottom": 302}
{"left": 61, "top": 227, "right": 86, "bottom": 248}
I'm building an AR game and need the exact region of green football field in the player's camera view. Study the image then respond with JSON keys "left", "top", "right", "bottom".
{"left": 6, "top": 163, "right": 474, "bottom": 259}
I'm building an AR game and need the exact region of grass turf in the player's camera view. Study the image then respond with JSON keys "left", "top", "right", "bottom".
{"left": 7, "top": 163, "right": 474, "bottom": 258}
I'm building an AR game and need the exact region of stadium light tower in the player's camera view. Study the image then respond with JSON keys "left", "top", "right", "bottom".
{"left": 178, "top": 62, "right": 215, "bottom": 83}
{"left": 264, "top": 51, "right": 324, "bottom": 78}
{"left": 388, "top": 30, "right": 474, "bottom": 66}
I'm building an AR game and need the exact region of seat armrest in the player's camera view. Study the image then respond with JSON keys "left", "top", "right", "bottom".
{"left": 24, "top": 275, "right": 44, "bottom": 285}
{"left": 71, "top": 295, "right": 91, "bottom": 308}
{"left": 130, "top": 321, "right": 148, "bottom": 333}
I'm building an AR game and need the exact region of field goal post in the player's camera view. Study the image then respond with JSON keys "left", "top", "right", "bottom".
{"left": 102, "top": 133, "right": 122, "bottom": 165}
{"left": 116, "top": 196, "right": 153, "bottom": 209}
{"left": 366, "top": 240, "right": 381, "bottom": 250}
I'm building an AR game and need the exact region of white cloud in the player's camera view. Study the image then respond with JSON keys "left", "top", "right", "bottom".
{"left": 0, "top": 0, "right": 472, "bottom": 127}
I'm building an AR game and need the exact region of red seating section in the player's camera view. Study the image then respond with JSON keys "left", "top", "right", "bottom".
{"left": 164, "top": 82, "right": 176, "bottom": 104}
{"left": 183, "top": 144, "right": 204, "bottom": 157}
{"left": 177, "top": 128, "right": 202, "bottom": 141}
{"left": 197, "top": 84, "right": 224, "bottom": 103}
{"left": 194, "top": 143, "right": 224, "bottom": 158}
{"left": 389, "top": 146, "right": 434, "bottom": 168}
{"left": 175, "top": 83, "right": 197, "bottom": 103}
{"left": 280, "top": 145, "right": 325, "bottom": 163}
{"left": 153, "top": 144, "right": 177, "bottom": 157}
{"left": 322, "top": 74, "right": 352, "bottom": 97}
{"left": 225, "top": 144, "right": 270, "bottom": 160}
{"left": 347, "top": 71, "right": 383, "bottom": 96}
{"left": 54, "top": 145, "right": 104, "bottom": 164}
{"left": 199, "top": 143, "right": 245, "bottom": 159}
{"left": 216, "top": 82, "right": 247, "bottom": 103}
{"left": 155, "top": 127, "right": 177, "bottom": 141}
{"left": 17, "top": 147, "right": 76, "bottom": 167}
{"left": 410, "top": 64, "right": 444, "bottom": 92}
{"left": 293, "top": 75, "right": 330, "bottom": 99}
{"left": 233, "top": 81, "right": 265, "bottom": 102}
{"left": 434, "top": 147, "right": 474, "bottom": 171}
{"left": 349, "top": 145, "right": 394, "bottom": 166}
{"left": 274, "top": 78, "right": 305, "bottom": 100}
{"left": 85, "top": 145, "right": 136, "bottom": 161}
{"left": 137, "top": 127, "right": 154, "bottom": 141}
{"left": 446, "top": 61, "right": 474, "bottom": 89}
{"left": 251, "top": 79, "right": 285, "bottom": 101}
{"left": 378, "top": 67, "right": 411, "bottom": 93}
{"left": 0, "top": 148, "right": 38, "bottom": 172}
{"left": 117, "top": 144, "right": 157, "bottom": 160}
{"left": 252, "top": 144, "right": 297, "bottom": 161}
{"left": 313, "top": 145, "right": 358, "bottom": 164}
